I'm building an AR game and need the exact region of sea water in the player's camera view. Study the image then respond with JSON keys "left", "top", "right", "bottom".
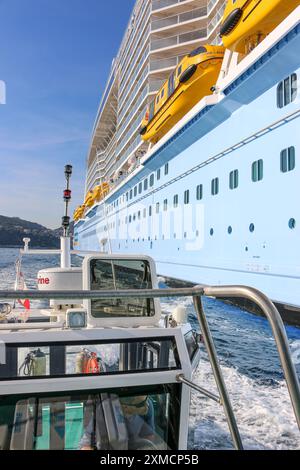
{"left": 0, "top": 247, "right": 300, "bottom": 450}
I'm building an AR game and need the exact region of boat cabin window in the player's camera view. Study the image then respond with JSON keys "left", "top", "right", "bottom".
{"left": 0, "top": 338, "right": 180, "bottom": 380}
{"left": 188, "top": 46, "right": 207, "bottom": 57}
{"left": 0, "top": 384, "right": 180, "bottom": 450}
{"left": 90, "top": 259, "right": 155, "bottom": 318}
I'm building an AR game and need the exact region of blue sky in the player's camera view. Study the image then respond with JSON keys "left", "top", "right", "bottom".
{"left": 0, "top": 0, "right": 135, "bottom": 228}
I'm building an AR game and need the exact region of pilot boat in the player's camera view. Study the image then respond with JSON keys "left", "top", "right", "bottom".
{"left": 0, "top": 166, "right": 299, "bottom": 451}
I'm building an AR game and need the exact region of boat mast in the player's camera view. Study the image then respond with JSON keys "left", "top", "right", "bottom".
{"left": 61, "top": 164, "right": 72, "bottom": 268}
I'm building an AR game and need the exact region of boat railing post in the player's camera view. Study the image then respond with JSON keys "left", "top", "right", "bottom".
{"left": 192, "top": 293, "right": 244, "bottom": 450}
{"left": 203, "top": 285, "right": 300, "bottom": 430}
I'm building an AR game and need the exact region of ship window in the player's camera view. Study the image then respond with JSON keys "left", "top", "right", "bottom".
{"left": 156, "top": 202, "right": 160, "bottom": 214}
{"left": 134, "top": 186, "right": 137, "bottom": 197}
{"left": 249, "top": 223, "right": 255, "bottom": 233}
{"left": 133, "top": 214, "right": 136, "bottom": 221}
{"left": 228, "top": 226, "right": 232, "bottom": 234}
{"left": 143, "top": 208, "right": 146, "bottom": 218}
{"left": 164, "top": 199, "right": 168, "bottom": 211}
{"left": 173, "top": 194, "right": 178, "bottom": 208}
{"left": 277, "top": 73, "right": 297, "bottom": 108}
{"left": 130, "top": 190, "right": 133, "bottom": 199}
{"left": 156, "top": 95, "right": 159, "bottom": 104}
{"left": 139, "top": 182, "right": 143, "bottom": 194}
{"left": 150, "top": 174, "right": 154, "bottom": 187}
{"left": 161, "top": 89, "right": 165, "bottom": 99}
{"left": 252, "top": 159, "right": 263, "bottom": 182}
{"left": 129, "top": 215, "right": 132, "bottom": 223}
{"left": 177, "top": 65, "right": 182, "bottom": 76}
{"left": 144, "top": 178, "right": 148, "bottom": 190}
{"left": 210, "top": 228, "right": 214, "bottom": 236}
{"left": 138, "top": 211, "right": 141, "bottom": 220}
{"left": 211, "top": 178, "right": 219, "bottom": 195}
{"left": 289, "top": 218, "right": 296, "bottom": 229}
{"left": 149, "top": 205, "right": 152, "bottom": 216}
{"left": 157, "top": 169, "right": 161, "bottom": 180}
{"left": 188, "top": 46, "right": 207, "bottom": 58}
{"left": 196, "top": 184, "right": 203, "bottom": 200}
{"left": 164, "top": 163, "right": 169, "bottom": 175}
{"left": 280, "top": 146, "right": 295, "bottom": 173}
{"left": 229, "top": 169, "right": 239, "bottom": 189}
{"left": 184, "top": 190, "right": 190, "bottom": 204}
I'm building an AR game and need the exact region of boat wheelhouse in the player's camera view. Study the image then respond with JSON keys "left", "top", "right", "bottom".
{"left": 0, "top": 243, "right": 299, "bottom": 450}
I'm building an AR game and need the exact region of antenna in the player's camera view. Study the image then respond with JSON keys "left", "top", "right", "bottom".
{"left": 60, "top": 164, "right": 72, "bottom": 269}
{"left": 62, "top": 164, "right": 72, "bottom": 237}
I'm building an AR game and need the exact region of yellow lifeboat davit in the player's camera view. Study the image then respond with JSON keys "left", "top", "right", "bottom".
{"left": 93, "top": 182, "right": 110, "bottom": 202}
{"left": 73, "top": 205, "right": 86, "bottom": 222}
{"left": 84, "top": 190, "right": 95, "bottom": 208}
{"left": 140, "top": 45, "right": 224, "bottom": 145}
{"left": 220, "top": 0, "right": 300, "bottom": 54}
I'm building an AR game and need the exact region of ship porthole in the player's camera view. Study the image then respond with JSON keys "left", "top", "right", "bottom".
{"left": 210, "top": 228, "right": 214, "bottom": 236}
{"left": 228, "top": 226, "right": 232, "bottom": 234}
{"left": 289, "top": 218, "right": 296, "bottom": 229}
{"left": 249, "top": 223, "right": 255, "bottom": 233}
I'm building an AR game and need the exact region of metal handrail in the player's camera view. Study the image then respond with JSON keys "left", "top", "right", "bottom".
{"left": 0, "top": 287, "right": 204, "bottom": 300}
{"left": 0, "top": 284, "right": 299, "bottom": 448}
{"left": 202, "top": 285, "right": 300, "bottom": 431}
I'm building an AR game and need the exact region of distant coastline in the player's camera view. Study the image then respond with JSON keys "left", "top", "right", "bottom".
{"left": 0, "top": 215, "right": 73, "bottom": 249}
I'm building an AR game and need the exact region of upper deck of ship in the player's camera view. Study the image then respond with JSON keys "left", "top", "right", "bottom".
{"left": 85, "top": 0, "right": 227, "bottom": 194}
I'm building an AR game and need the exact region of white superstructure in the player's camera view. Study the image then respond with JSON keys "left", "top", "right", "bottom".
{"left": 86, "top": 0, "right": 226, "bottom": 193}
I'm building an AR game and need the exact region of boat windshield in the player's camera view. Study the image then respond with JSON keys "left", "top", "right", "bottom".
{"left": 89, "top": 259, "right": 156, "bottom": 318}
{"left": 0, "top": 384, "right": 180, "bottom": 450}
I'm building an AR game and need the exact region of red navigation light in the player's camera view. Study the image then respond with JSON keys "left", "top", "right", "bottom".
{"left": 64, "top": 189, "right": 72, "bottom": 200}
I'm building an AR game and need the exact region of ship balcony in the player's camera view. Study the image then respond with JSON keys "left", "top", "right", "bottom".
{"left": 115, "top": 105, "right": 148, "bottom": 158}
{"left": 151, "top": 6, "right": 207, "bottom": 34}
{"left": 117, "top": 85, "right": 149, "bottom": 139}
{"left": 150, "top": 28, "right": 207, "bottom": 55}
{"left": 152, "top": 0, "right": 207, "bottom": 16}
{"left": 207, "top": 2, "right": 226, "bottom": 38}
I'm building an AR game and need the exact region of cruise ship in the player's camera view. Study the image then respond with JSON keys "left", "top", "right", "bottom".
{"left": 74, "top": 0, "right": 300, "bottom": 314}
